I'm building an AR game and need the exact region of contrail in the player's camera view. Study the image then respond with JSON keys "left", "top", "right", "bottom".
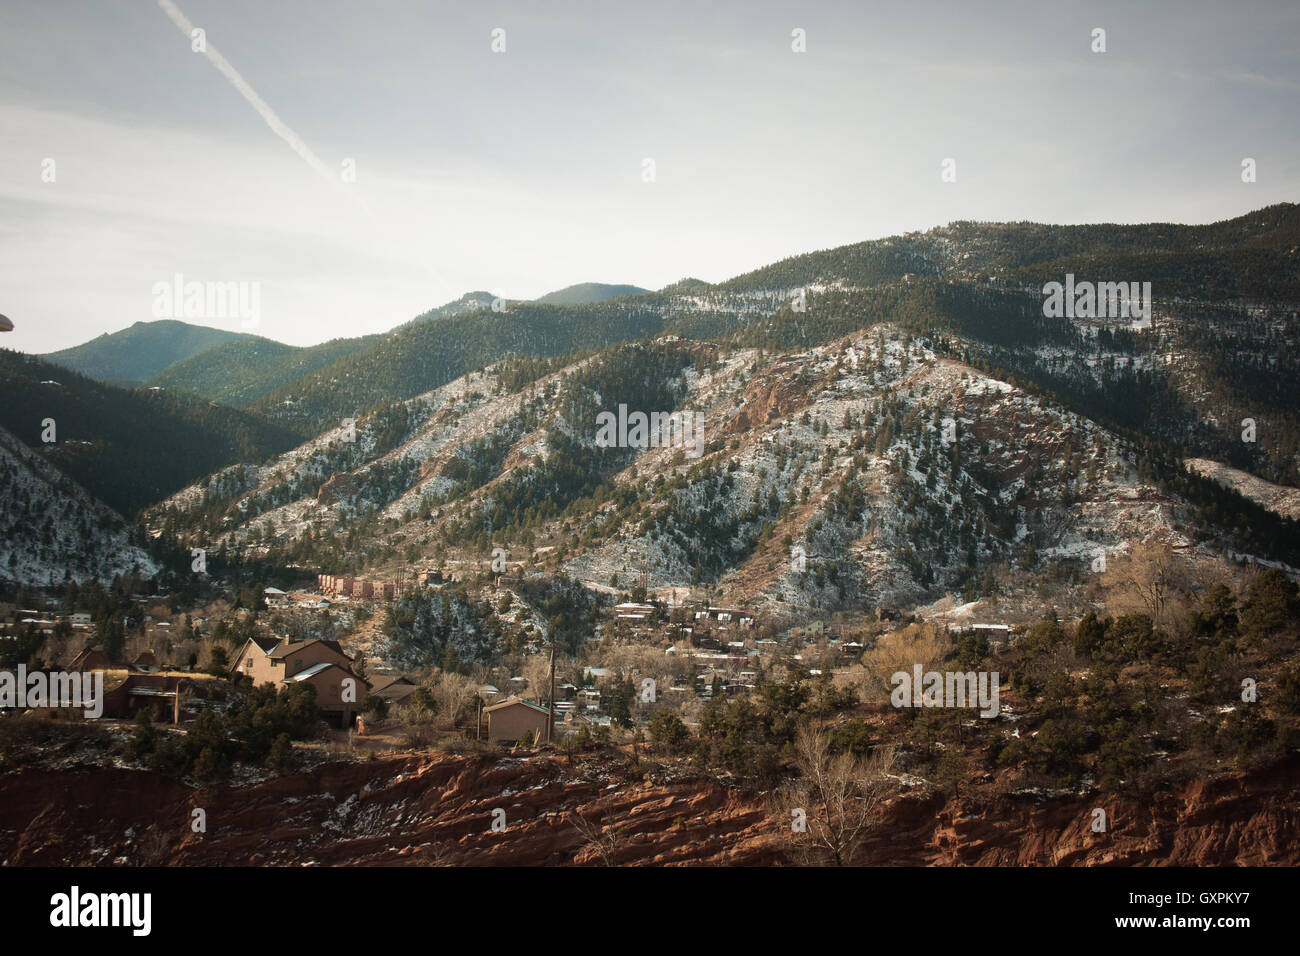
{"left": 155, "top": 0, "right": 455, "bottom": 298}
{"left": 157, "top": 0, "right": 353, "bottom": 196}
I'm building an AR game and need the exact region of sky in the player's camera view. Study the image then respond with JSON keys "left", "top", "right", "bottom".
{"left": 1, "top": 0, "right": 1297, "bottom": 354}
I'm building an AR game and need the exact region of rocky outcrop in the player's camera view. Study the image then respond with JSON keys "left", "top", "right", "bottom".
{"left": 316, "top": 472, "right": 357, "bottom": 506}
{"left": 1, "top": 751, "right": 1297, "bottom": 866}
{"left": 0, "top": 752, "right": 779, "bottom": 867}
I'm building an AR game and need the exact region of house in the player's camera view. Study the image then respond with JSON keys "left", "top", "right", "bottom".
{"left": 71, "top": 611, "right": 92, "bottom": 630}
{"left": 230, "top": 635, "right": 284, "bottom": 683}
{"left": 266, "top": 638, "right": 352, "bottom": 681}
{"left": 285, "top": 662, "right": 366, "bottom": 727}
{"left": 123, "top": 673, "right": 221, "bottom": 724}
{"left": 132, "top": 650, "right": 160, "bottom": 673}
{"left": 228, "top": 636, "right": 365, "bottom": 726}
{"left": 231, "top": 636, "right": 351, "bottom": 687}
{"left": 483, "top": 697, "right": 551, "bottom": 743}
{"left": 368, "top": 674, "right": 418, "bottom": 706}
{"left": 264, "top": 587, "right": 290, "bottom": 608}
{"left": 34, "top": 660, "right": 223, "bottom": 725}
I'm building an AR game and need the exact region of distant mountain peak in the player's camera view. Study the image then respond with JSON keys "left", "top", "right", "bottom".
{"left": 534, "top": 282, "right": 649, "bottom": 306}
{"left": 43, "top": 319, "right": 257, "bottom": 384}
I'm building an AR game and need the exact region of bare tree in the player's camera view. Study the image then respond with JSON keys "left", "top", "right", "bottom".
{"left": 431, "top": 671, "right": 478, "bottom": 729}
{"left": 1105, "top": 539, "right": 1187, "bottom": 632}
{"left": 521, "top": 655, "right": 552, "bottom": 704}
{"left": 777, "top": 724, "right": 897, "bottom": 866}
{"left": 568, "top": 810, "right": 621, "bottom": 866}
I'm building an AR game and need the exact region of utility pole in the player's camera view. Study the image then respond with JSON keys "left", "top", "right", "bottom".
{"left": 546, "top": 636, "right": 556, "bottom": 744}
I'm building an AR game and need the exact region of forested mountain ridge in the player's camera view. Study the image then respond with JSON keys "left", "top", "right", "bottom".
{"left": 146, "top": 333, "right": 381, "bottom": 409}
{"left": 0, "top": 423, "right": 156, "bottom": 587}
{"left": 42, "top": 319, "right": 254, "bottom": 383}
{"left": 0, "top": 349, "right": 303, "bottom": 516}
{"left": 221, "top": 203, "right": 1300, "bottom": 441}
{"left": 15, "top": 203, "right": 1299, "bottom": 544}
{"left": 150, "top": 327, "right": 1300, "bottom": 622}
{"left": 535, "top": 282, "right": 650, "bottom": 306}
{"left": 716, "top": 202, "right": 1300, "bottom": 298}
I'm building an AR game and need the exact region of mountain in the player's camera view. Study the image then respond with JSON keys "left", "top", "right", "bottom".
{"left": 247, "top": 299, "right": 666, "bottom": 431}
{"left": 210, "top": 204, "right": 1297, "bottom": 441}
{"left": 151, "top": 324, "right": 1299, "bottom": 630}
{"left": 147, "top": 204, "right": 1300, "bottom": 605}
{"left": 658, "top": 277, "right": 712, "bottom": 294}
{"left": 146, "top": 334, "right": 380, "bottom": 408}
{"left": 43, "top": 320, "right": 254, "bottom": 384}
{"left": 400, "top": 291, "right": 497, "bottom": 328}
{"left": 715, "top": 202, "right": 1300, "bottom": 299}
{"left": 0, "top": 424, "right": 156, "bottom": 587}
{"left": 28, "top": 203, "right": 1300, "bottom": 527}
{"left": 535, "top": 282, "right": 649, "bottom": 306}
{"left": 0, "top": 349, "right": 303, "bottom": 516}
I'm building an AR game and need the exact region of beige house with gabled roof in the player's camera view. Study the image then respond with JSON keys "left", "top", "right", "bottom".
{"left": 228, "top": 636, "right": 367, "bottom": 726}
{"left": 231, "top": 636, "right": 351, "bottom": 687}
{"left": 484, "top": 697, "right": 551, "bottom": 743}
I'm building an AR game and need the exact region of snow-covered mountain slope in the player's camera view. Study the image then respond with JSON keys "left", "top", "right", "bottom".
{"left": 0, "top": 425, "right": 157, "bottom": 586}
{"left": 149, "top": 325, "right": 1274, "bottom": 612}
{"left": 1186, "top": 458, "right": 1300, "bottom": 520}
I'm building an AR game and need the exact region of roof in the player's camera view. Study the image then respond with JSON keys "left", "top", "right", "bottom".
{"left": 264, "top": 587, "right": 287, "bottom": 595}
{"left": 269, "top": 639, "right": 345, "bottom": 661}
{"left": 288, "top": 661, "right": 345, "bottom": 681}
{"left": 246, "top": 634, "right": 281, "bottom": 654}
{"left": 368, "top": 674, "right": 414, "bottom": 694}
{"left": 375, "top": 683, "right": 418, "bottom": 703}
{"left": 483, "top": 697, "right": 551, "bottom": 716}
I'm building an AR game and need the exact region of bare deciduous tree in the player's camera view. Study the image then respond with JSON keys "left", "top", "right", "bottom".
{"left": 777, "top": 724, "right": 897, "bottom": 866}
{"left": 568, "top": 810, "right": 621, "bottom": 866}
{"left": 1105, "top": 539, "right": 1188, "bottom": 632}
{"left": 431, "top": 671, "right": 478, "bottom": 729}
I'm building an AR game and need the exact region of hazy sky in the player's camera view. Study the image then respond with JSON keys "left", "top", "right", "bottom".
{"left": 2, "top": 0, "right": 1297, "bottom": 354}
